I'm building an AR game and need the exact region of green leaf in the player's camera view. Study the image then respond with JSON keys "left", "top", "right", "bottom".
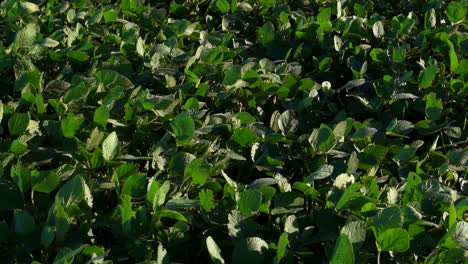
{"left": 9, "top": 140, "right": 28, "bottom": 155}
{"left": 32, "top": 170, "right": 60, "bottom": 194}
{"left": 446, "top": 2, "right": 465, "bottom": 24}
{"left": 304, "top": 164, "right": 334, "bottom": 182}
{"left": 186, "top": 158, "right": 211, "bottom": 185}
{"left": 238, "top": 190, "right": 262, "bottom": 216}
{"left": 393, "top": 146, "right": 418, "bottom": 161}
{"left": 55, "top": 175, "right": 92, "bottom": 209}
{"left": 102, "top": 131, "right": 120, "bottom": 161}
{"left": 67, "top": 50, "right": 89, "bottom": 62}
{"left": 232, "top": 237, "right": 268, "bottom": 264}
{"left": 158, "top": 209, "right": 187, "bottom": 222}
{"left": 8, "top": 113, "right": 30, "bottom": 136}
{"left": 376, "top": 228, "right": 410, "bottom": 252}
{"left": 170, "top": 112, "right": 195, "bottom": 146}
{"left": 200, "top": 189, "right": 215, "bottom": 212}
{"left": 11, "top": 162, "right": 31, "bottom": 193}
{"left": 232, "top": 127, "right": 258, "bottom": 147}
{"left": 61, "top": 114, "right": 81, "bottom": 138}
{"left": 153, "top": 180, "right": 171, "bottom": 210}
{"left": 121, "top": 173, "right": 147, "bottom": 198}
{"left": 312, "top": 124, "right": 336, "bottom": 153}
{"left": 215, "top": 0, "right": 230, "bottom": 13}
{"left": 372, "top": 207, "right": 403, "bottom": 236}
{"left": 94, "top": 106, "right": 109, "bottom": 127}
{"left": 317, "top": 8, "right": 332, "bottom": 31}
{"left": 330, "top": 234, "right": 355, "bottom": 264}
{"left": 206, "top": 236, "right": 225, "bottom": 264}
{"left": 336, "top": 183, "right": 361, "bottom": 210}
{"left": 425, "top": 92, "right": 443, "bottom": 121}
{"left": 418, "top": 64, "right": 438, "bottom": 89}
{"left": 341, "top": 221, "right": 367, "bottom": 250}
{"left": 103, "top": 9, "right": 118, "bottom": 23}
{"left": 14, "top": 209, "right": 35, "bottom": 235}
{"left": 258, "top": 22, "right": 275, "bottom": 46}
{"left": 223, "top": 65, "right": 242, "bottom": 86}
{"left": 275, "top": 233, "right": 289, "bottom": 263}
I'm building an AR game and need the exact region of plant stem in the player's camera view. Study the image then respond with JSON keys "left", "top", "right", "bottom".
{"left": 377, "top": 251, "right": 381, "bottom": 264}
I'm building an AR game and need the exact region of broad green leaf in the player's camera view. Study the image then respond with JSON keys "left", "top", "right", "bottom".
{"left": 258, "top": 22, "right": 275, "bottom": 46}
{"left": 121, "top": 173, "right": 147, "bottom": 198}
{"left": 8, "top": 113, "right": 30, "bottom": 136}
{"left": 232, "top": 237, "right": 268, "bottom": 264}
{"left": 170, "top": 112, "right": 195, "bottom": 146}
{"left": 11, "top": 162, "right": 31, "bottom": 193}
{"left": 311, "top": 124, "right": 336, "bottom": 153}
{"left": 336, "top": 183, "right": 361, "bottom": 210}
{"left": 153, "top": 180, "right": 171, "bottom": 210}
{"left": 61, "top": 114, "right": 81, "bottom": 138}
{"left": 102, "top": 131, "right": 119, "bottom": 161}
{"left": 206, "top": 236, "right": 225, "bottom": 264}
{"left": 393, "top": 146, "right": 418, "bottom": 161}
{"left": 425, "top": 92, "right": 443, "bottom": 121}
{"left": 94, "top": 106, "right": 109, "bottom": 127}
{"left": 418, "top": 64, "right": 438, "bottom": 89}
{"left": 341, "top": 221, "right": 367, "bottom": 250}
{"left": 372, "top": 207, "right": 403, "bottom": 236}
{"left": 275, "top": 233, "right": 289, "bottom": 263}
{"left": 32, "top": 170, "right": 60, "bottom": 194}
{"left": 304, "top": 164, "right": 334, "bottom": 182}
{"left": 9, "top": 140, "right": 28, "bottom": 155}
{"left": 223, "top": 65, "right": 242, "bottom": 86}
{"left": 377, "top": 228, "right": 410, "bottom": 252}
{"left": 232, "top": 127, "right": 258, "bottom": 147}
{"left": 200, "top": 189, "right": 215, "bottom": 212}
{"left": 215, "top": 0, "right": 230, "bottom": 13}
{"left": 55, "top": 175, "right": 91, "bottom": 209}
{"left": 186, "top": 158, "right": 211, "bottom": 185}
{"left": 317, "top": 8, "right": 332, "bottom": 31}
{"left": 238, "top": 190, "right": 262, "bottom": 216}
{"left": 158, "top": 209, "right": 187, "bottom": 222}
{"left": 103, "top": 9, "right": 118, "bottom": 23}
{"left": 330, "top": 234, "right": 355, "bottom": 264}
{"left": 446, "top": 2, "right": 465, "bottom": 24}
{"left": 14, "top": 209, "right": 35, "bottom": 235}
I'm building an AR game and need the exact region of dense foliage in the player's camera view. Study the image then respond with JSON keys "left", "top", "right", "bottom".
{"left": 0, "top": 0, "right": 467, "bottom": 263}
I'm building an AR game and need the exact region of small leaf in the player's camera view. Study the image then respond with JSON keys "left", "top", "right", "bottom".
{"left": 200, "top": 189, "right": 215, "bottom": 212}
{"left": 206, "top": 236, "right": 225, "bottom": 264}
{"left": 14, "top": 209, "right": 35, "bottom": 235}
{"left": 304, "top": 164, "right": 334, "bottom": 182}
{"left": 275, "top": 233, "right": 289, "bottom": 263}
{"left": 186, "top": 158, "right": 211, "bottom": 185}
{"left": 94, "top": 106, "right": 109, "bottom": 127}
{"left": 8, "top": 113, "right": 30, "bottom": 136}
{"left": 377, "top": 228, "right": 410, "bottom": 252}
{"left": 102, "top": 132, "right": 120, "bottom": 161}
{"left": 232, "top": 237, "right": 268, "bottom": 264}
{"left": 232, "top": 127, "right": 258, "bottom": 147}
{"left": 330, "top": 234, "right": 355, "bottom": 264}
{"left": 170, "top": 112, "right": 195, "bottom": 146}
{"left": 223, "top": 65, "right": 242, "bottom": 86}
{"left": 446, "top": 2, "right": 465, "bottom": 24}
{"left": 372, "top": 21, "right": 384, "bottom": 38}
{"left": 61, "top": 114, "right": 81, "bottom": 138}
{"left": 153, "top": 180, "right": 171, "bottom": 210}
{"left": 419, "top": 64, "right": 438, "bottom": 89}
{"left": 258, "top": 22, "right": 275, "bottom": 46}
{"left": 121, "top": 173, "right": 147, "bottom": 198}
{"left": 136, "top": 36, "right": 145, "bottom": 56}
{"left": 238, "top": 190, "right": 262, "bottom": 216}
{"left": 425, "top": 92, "right": 443, "bottom": 121}
{"left": 216, "top": 0, "right": 230, "bottom": 13}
